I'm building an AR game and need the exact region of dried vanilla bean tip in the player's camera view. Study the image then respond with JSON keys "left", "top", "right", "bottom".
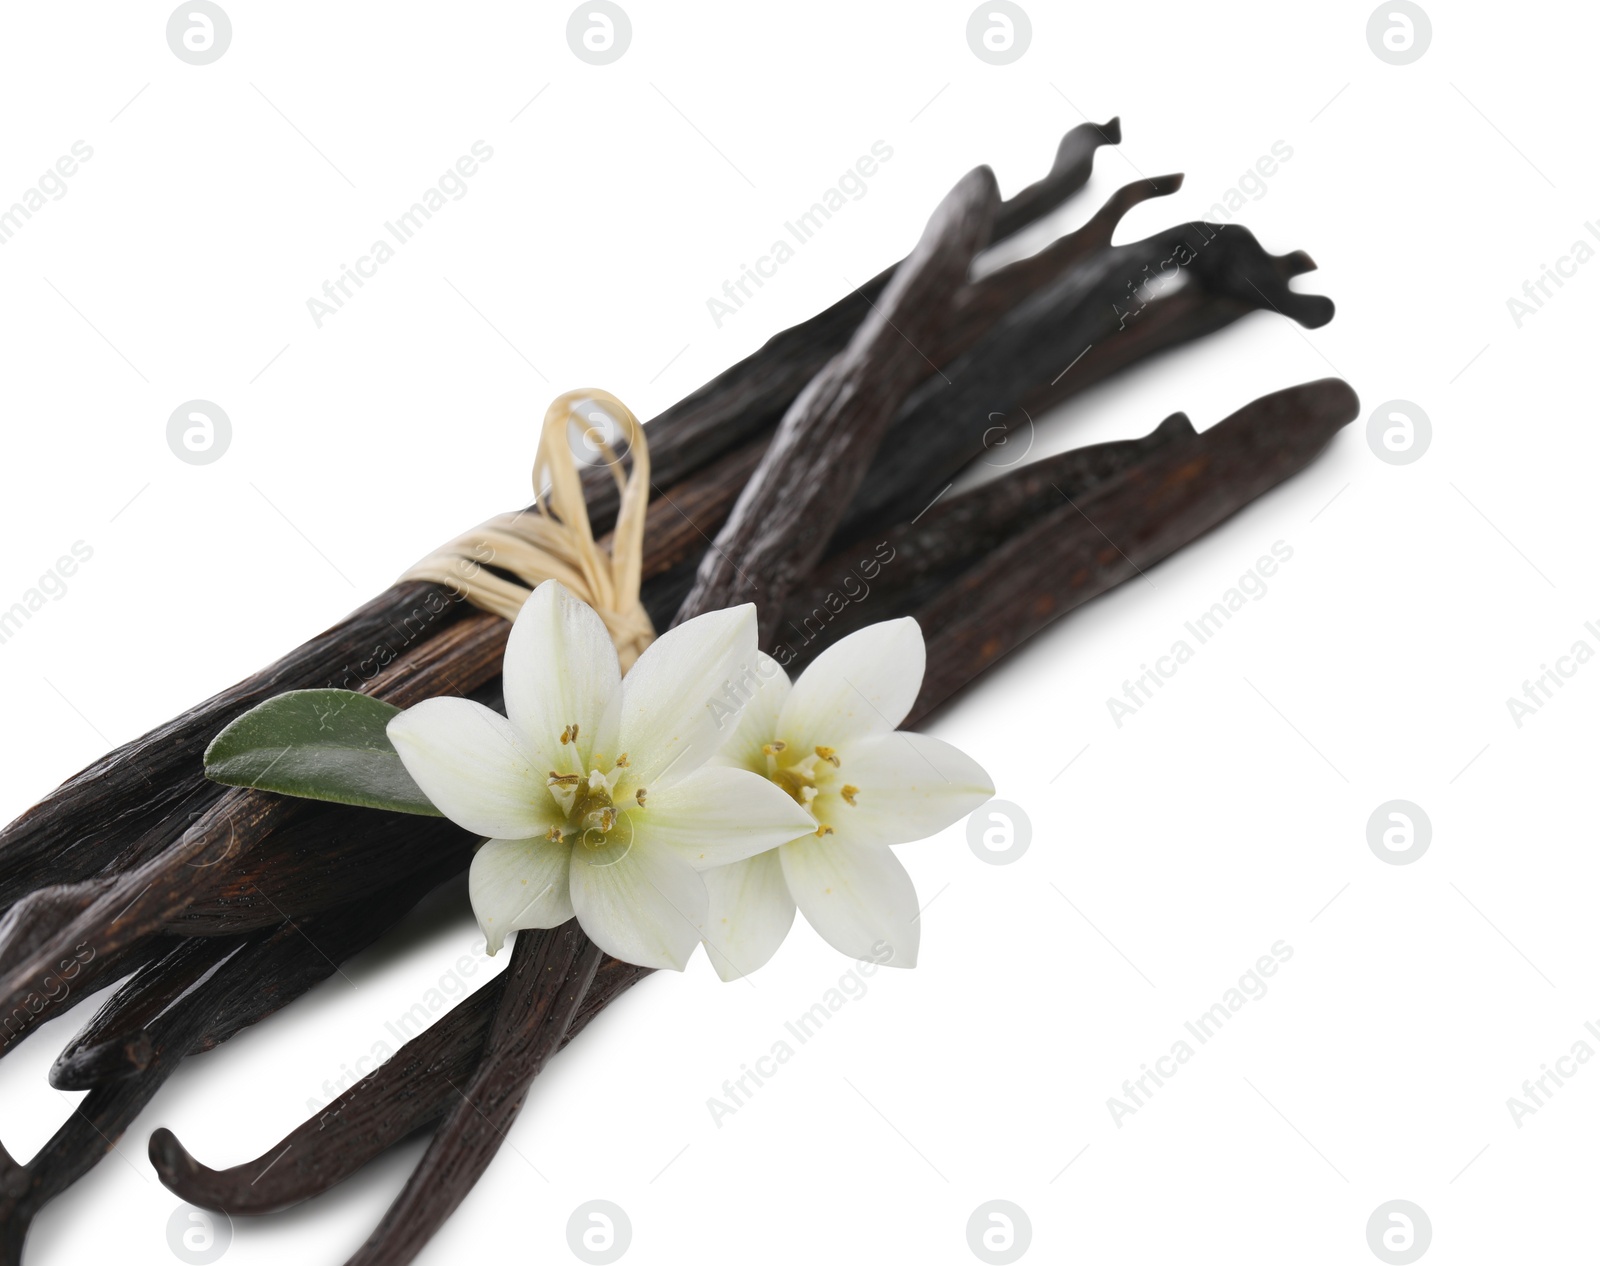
{"left": 49, "top": 935, "right": 237, "bottom": 1089}
{"left": 953, "top": 172, "right": 1185, "bottom": 337}
{"left": 1009, "top": 245, "right": 1322, "bottom": 422}
{"left": 149, "top": 956, "right": 648, "bottom": 1215}
{"left": 341, "top": 925, "right": 604, "bottom": 1266}
{"left": 682, "top": 165, "right": 1001, "bottom": 636}
{"left": 839, "top": 222, "right": 1335, "bottom": 542}
{"left": 908, "top": 378, "right": 1362, "bottom": 722}
{"left": 152, "top": 982, "right": 493, "bottom": 1216}
{"left": 781, "top": 412, "right": 1199, "bottom": 660}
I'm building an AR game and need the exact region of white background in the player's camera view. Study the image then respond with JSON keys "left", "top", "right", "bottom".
{"left": 0, "top": 2, "right": 1592, "bottom": 1263}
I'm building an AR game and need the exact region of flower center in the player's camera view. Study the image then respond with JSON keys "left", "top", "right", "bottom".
{"left": 762, "top": 740, "right": 856, "bottom": 837}
{"left": 571, "top": 770, "right": 618, "bottom": 835}
{"left": 545, "top": 730, "right": 643, "bottom": 850}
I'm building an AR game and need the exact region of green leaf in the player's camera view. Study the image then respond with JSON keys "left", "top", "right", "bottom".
{"left": 204, "top": 689, "right": 442, "bottom": 816}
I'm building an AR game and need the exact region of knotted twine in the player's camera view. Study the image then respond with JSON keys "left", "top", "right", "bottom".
{"left": 399, "top": 389, "right": 655, "bottom": 670}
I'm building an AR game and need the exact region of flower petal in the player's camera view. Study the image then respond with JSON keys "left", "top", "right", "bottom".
{"left": 468, "top": 836, "right": 575, "bottom": 956}
{"left": 387, "top": 697, "right": 556, "bottom": 840}
{"left": 780, "top": 835, "right": 919, "bottom": 968}
{"left": 615, "top": 603, "right": 761, "bottom": 787}
{"left": 702, "top": 851, "right": 796, "bottom": 982}
{"left": 819, "top": 731, "right": 994, "bottom": 848}
{"left": 569, "top": 838, "right": 708, "bottom": 971}
{"left": 778, "top": 618, "right": 925, "bottom": 751}
{"left": 710, "top": 652, "right": 791, "bottom": 774}
{"left": 636, "top": 765, "right": 816, "bottom": 869}
{"left": 502, "top": 580, "right": 621, "bottom": 773}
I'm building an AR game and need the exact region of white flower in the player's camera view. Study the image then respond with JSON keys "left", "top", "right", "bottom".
{"left": 701, "top": 618, "right": 994, "bottom": 980}
{"left": 386, "top": 580, "right": 817, "bottom": 970}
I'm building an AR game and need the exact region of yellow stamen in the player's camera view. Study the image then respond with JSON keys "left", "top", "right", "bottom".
{"left": 635, "top": 787, "right": 648, "bottom": 807}
{"left": 840, "top": 785, "right": 858, "bottom": 806}
{"left": 815, "top": 745, "right": 839, "bottom": 768}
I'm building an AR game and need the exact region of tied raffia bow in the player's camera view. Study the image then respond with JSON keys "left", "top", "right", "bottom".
{"left": 400, "top": 389, "right": 655, "bottom": 669}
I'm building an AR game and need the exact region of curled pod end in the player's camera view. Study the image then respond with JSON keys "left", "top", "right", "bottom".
{"left": 147, "top": 1128, "right": 216, "bottom": 1208}
{"left": 49, "top": 1031, "right": 156, "bottom": 1091}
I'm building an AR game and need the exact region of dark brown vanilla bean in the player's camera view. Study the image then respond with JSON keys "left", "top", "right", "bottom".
{"left": 161, "top": 807, "right": 474, "bottom": 936}
{"left": 149, "top": 956, "right": 649, "bottom": 1215}
{"left": 682, "top": 166, "right": 1000, "bottom": 637}
{"left": 343, "top": 925, "right": 603, "bottom": 1266}
{"left": 838, "top": 222, "right": 1335, "bottom": 543}
{"left": 49, "top": 935, "right": 237, "bottom": 1089}
{"left": 907, "top": 378, "right": 1361, "bottom": 722}
{"left": 0, "top": 123, "right": 1117, "bottom": 910}
{"left": 780, "top": 412, "right": 1198, "bottom": 661}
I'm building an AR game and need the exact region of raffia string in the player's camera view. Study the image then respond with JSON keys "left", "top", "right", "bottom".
{"left": 399, "top": 389, "right": 655, "bottom": 670}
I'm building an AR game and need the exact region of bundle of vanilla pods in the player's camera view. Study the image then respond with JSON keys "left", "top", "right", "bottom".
{"left": 0, "top": 120, "right": 1356, "bottom": 1266}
